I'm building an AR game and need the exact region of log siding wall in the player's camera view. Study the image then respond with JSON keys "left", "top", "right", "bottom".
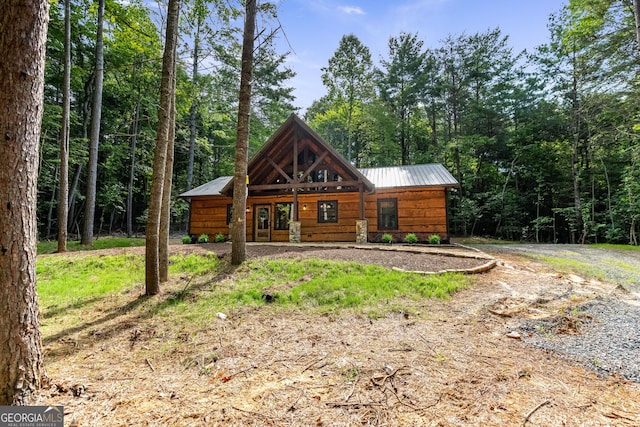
{"left": 187, "top": 186, "right": 449, "bottom": 243}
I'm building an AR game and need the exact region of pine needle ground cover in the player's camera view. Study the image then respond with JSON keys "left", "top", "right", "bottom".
{"left": 31, "top": 245, "right": 640, "bottom": 426}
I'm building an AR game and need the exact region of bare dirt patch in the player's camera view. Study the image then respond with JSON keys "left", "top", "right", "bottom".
{"left": 32, "top": 244, "right": 640, "bottom": 426}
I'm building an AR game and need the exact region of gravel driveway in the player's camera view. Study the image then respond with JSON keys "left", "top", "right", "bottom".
{"left": 474, "top": 244, "right": 640, "bottom": 292}
{"left": 475, "top": 244, "right": 640, "bottom": 383}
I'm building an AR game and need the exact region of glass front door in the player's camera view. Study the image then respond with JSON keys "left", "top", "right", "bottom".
{"left": 255, "top": 205, "right": 271, "bottom": 242}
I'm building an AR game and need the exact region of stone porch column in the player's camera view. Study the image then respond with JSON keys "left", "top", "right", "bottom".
{"left": 356, "top": 219, "right": 368, "bottom": 243}
{"left": 289, "top": 221, "right": 301, "bottom": 243}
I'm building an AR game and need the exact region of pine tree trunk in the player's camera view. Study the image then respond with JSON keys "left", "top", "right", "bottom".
{"left": 0, "top": 0, "right": 49, "bottom": 404}
{"left": 57, "top": 0, "right": 71, "bottom": 252}
{"left": 159, "top": 72, "right": 177, "bottom": 283}
{"left": 82, "top": 0, "right": 105, "bottom": 246}
{"left": 231, "top": 0, "right": 257, "bottom": 266}
{"left": 145, "top": 0, "right": 180, "bottom": 295}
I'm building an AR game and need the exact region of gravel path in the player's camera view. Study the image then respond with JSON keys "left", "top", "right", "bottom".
{"left": 476, "top": 244, "right": 640, "bottom": 292}
{"left": 477, "top": 244, "right": 640, "bottom": 383}
{"left": 520, "top": 298, "right": 640, "bottom": 382}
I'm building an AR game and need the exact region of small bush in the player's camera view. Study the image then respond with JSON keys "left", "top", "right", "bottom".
{"left": 214, "top": 233, "right": 225, "bottom": 243}
{"left": 404, "top": 233, "right": 418, "bottom": 244}
{"left": 181, "top": 235, "right": 192, "bottom": 244}
{"left": 198, "top": 234, "right": 209, "bottom": 243}
{"left": 381, "top": 233, "right": 393, "bottom": 244}
{"left": 428, "top": 234, "right": 441, "bottom": 245}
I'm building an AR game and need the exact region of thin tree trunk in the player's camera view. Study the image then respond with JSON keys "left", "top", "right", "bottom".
{"left": 0, "top": 0, "right": 49, "bottom": 404}
{"left": 186, "top": 18, "right": 200, "bottom": 192}
{"left": 47, "top": 165, "right": 59, "bottom": 239}
{"left": 82, "top": 0, "right": 105, "bottom": 246}
{"left": 68, "top": 163, "right": 82, "bottom": 236}
{"left": 57, "top": 0, "right": 71, "bottom": 252}
{"left": 536, "top": 186, "right": 541, "bottom": 243}
{"left": 159, "top": 69, "right": 177, "bottom": 283}
{"left": 570, "top": 49, "right": 583, "bottom": 244}
{"left": 145, "top": 0, "right": 180, "bottom": 295}
{"left": 127, "top": 59, "right": 142, "bottom": 238}
{"left": 231, "top": 0, "right": 257, "bottom": 266}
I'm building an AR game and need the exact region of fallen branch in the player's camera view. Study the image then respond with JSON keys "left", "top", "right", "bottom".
{"left": 523, "top": 399, "right": 551, "bottom": 426}
{"left": 285, "top": 390, "right": 304, "bottom": 413}
{"left": 325, "top": 401, "right": 383, "bottom": 408}
{"left": 383, "top": 384, "right": 420, "bottom": 411}
{"left": 301, "top": 357, "right": 326, "bottom": 373}
{"left": 603, "top": 411, "right": 636, "bottom": 422}
{"left": 145, "top": 358, "right": 155, "bottom": 372}
{"left": 370, "top": 365, "right": 407, "bottom": 388}
{"left": 344, "top": 376, "right": 359, "bottom": 402}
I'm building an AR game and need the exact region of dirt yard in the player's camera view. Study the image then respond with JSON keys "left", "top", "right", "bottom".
{"left": 32, "top": 243, "right": 640, "bottom": 426}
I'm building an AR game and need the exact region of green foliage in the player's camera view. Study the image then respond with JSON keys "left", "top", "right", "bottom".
{"left": 38, "top": 0, "right": 297, "bottom": 241}
{"left": 214, "top": 233, "right": 225, "bottom": 243}
{"left": 428, "top": 235, "right": 441, "bottom": 245}
{"left": 36, "top": 1, "right": 640, "bottom": 247}
{"left": 381, "top": 233, "right": 393, "bottom": 244}
{"left": 198, "top": 234, "right": 209, "bottom": 243}
{"left": 404, "top": 233, "right": 418, "bottom": 244}
{"left": 182, "top": 235, "right": 193, "bottom": 244}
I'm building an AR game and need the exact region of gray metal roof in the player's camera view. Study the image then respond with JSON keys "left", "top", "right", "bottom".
{"left": 179, "top": 176, "right": 232, "bottom": 198}
{"left": 358, "top": 164, "right": 458, "bottom": 189}
{"left": 179, "top": 164, "right": 458, "bottom": 198}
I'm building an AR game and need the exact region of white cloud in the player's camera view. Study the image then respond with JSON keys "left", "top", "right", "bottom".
{"left": 338, "top": 5, "right": 365, "bottom": 15}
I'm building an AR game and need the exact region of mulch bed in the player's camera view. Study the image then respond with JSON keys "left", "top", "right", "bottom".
{"left": 194, "top": 243, "right": 492, "bottom": 273}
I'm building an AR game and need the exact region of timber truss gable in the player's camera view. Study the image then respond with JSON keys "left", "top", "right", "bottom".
{"left": 221, "top": 114, "right": 374, "bottom": 197}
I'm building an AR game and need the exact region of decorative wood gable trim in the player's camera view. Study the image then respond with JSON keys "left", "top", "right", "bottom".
{"left": 221, "top": 114, "right": 374, "bottom": 197}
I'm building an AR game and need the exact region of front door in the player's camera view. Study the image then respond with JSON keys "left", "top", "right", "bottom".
{"left": 255, "top": 205, "right": 271, "bottom": 242}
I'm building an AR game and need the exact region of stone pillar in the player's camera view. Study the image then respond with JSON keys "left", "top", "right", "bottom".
{"left": 289, "top": 221, "right": 301, "bottom": 243}
{"left": 356, "top": 219, "right": 368, "bottom": 243}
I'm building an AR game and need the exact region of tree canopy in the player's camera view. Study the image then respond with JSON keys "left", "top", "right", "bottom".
{"left": 37, "top": 1, "right": 640, "bottom": 245}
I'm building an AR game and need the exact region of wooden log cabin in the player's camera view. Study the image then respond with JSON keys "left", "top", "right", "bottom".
{"left": 179, "top": 114, "right": 459, "bottom": 243}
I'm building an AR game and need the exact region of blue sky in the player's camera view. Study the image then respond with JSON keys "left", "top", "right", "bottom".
{"left": 273, "top": 0, "right": 568, "bottom": 112}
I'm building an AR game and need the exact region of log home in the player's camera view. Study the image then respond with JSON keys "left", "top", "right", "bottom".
{"left": 179, "top": 114, "right": 459, "bottom": 243}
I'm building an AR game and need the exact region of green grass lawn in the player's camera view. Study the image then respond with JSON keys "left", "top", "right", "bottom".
{"left": 36, "top": 248, "right": 469, "bottom": 332}
{"left": 591, "top": 243, "right": 640, "bottom": 251}
{"left": 37, "top": 237, "right": 146, "bottom": 255}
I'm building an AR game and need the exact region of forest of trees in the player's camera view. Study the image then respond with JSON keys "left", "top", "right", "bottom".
{"left": 38, "top": 0, "right": 640, "bottom": 245}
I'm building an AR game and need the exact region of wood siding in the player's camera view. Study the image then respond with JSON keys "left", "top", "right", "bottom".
{"left": 188, "top": 186, "right": 450, "bottom": 243}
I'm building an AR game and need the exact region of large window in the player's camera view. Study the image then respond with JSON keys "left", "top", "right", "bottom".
{"left": 377, "top": 198, "right": 398, "bottom": 230}
{"left": 317, "top": 200, "right": 338, "bottom": 223}
{"left": 274, "top": 203, "right": 292, "bottom": 230}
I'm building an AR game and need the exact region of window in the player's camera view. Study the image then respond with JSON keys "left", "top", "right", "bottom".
{"left": 317, "top": 200, "right": 338, "bottom": 223}
{"left": 274, "top": 203, "right": 292, "bottom": 230}
{"left": 226, "top": 204, "right": 233, "bottom": 225}
{"left": 378, "top": 198, "right": 398, "bottom": 230}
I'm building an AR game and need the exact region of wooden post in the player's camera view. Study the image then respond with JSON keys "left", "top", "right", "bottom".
{"left": 293, "top": 128, "right": 299, "bottom": 221}
{"left": 359, "top": 181, "right": 365, "bottom": 219}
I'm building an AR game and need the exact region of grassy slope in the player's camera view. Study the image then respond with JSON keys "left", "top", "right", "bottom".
{"left": 37, "top": 248, "right": 469, "bottom": 338}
